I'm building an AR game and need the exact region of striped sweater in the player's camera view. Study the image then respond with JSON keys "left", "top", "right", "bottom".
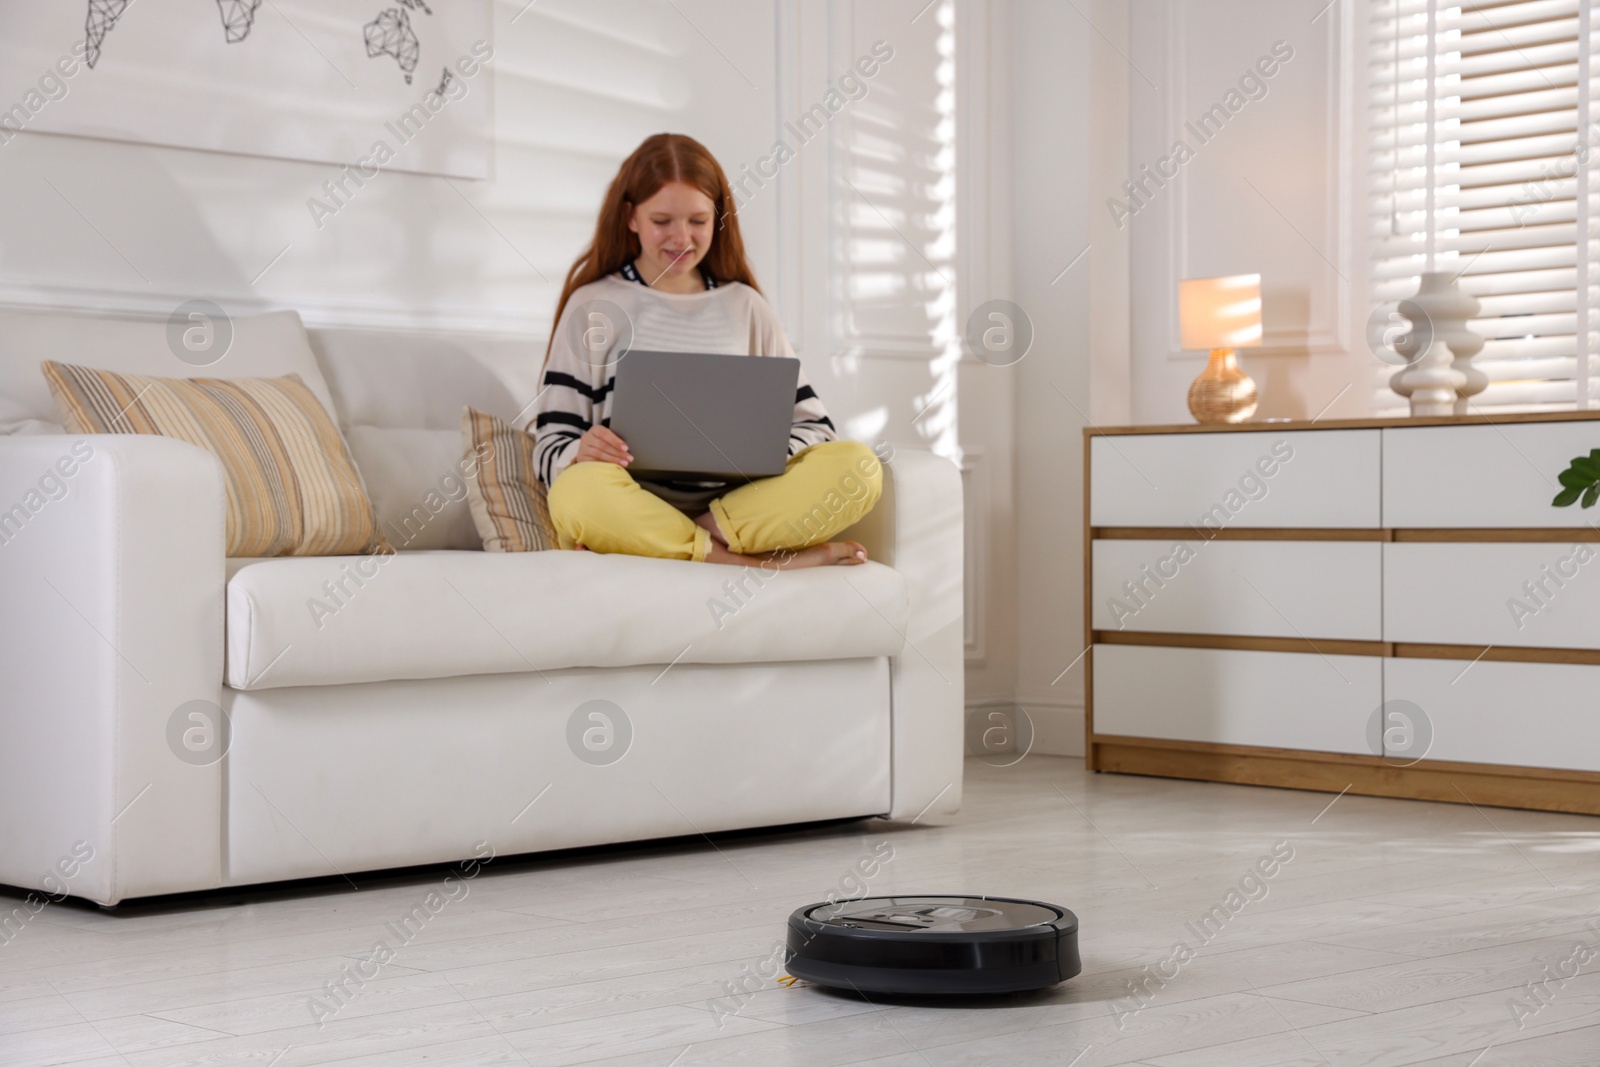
{"left": 531, "top": 272, "right": 836, "bottom": 506}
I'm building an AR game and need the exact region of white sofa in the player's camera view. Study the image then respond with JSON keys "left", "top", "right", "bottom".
{"left": 0, "top": 307, "right": 964, "bottom": 906}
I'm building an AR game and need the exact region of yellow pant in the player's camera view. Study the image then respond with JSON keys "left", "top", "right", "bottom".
{"left": 547, "top": 440, "right": 884, "bottom": 561}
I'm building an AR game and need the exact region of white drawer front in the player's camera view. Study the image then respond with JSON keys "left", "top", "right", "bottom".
{"left": 1384, "top": 658, "right": 1600, "bottom": 772}
{"left": 1090, "top": 430, "right": 1381, "bottom": 528}
{"left": 1092, "top": 540, "right": 1382, "bottom": 640}
{"left": 1383, "top": 422, "right": 1600, "bottom": 528}
{"left": 1384, "top": 543, "right": 1600, "bottom": 649}
{"left": 1093, "top": 645, "right": 1381, "bottom": 754}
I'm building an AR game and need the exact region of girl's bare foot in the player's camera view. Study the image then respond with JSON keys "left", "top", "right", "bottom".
{"left": 704, "top": 540, "right": 868, "bottom": 568}
{"left": 782, "top": 541, "right": 868, "bottom": 568}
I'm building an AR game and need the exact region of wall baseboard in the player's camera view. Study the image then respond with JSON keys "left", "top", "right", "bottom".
{"left": 1028, "top": 704, "right": 1086, "bottom": 758}
{"left": 966, "top": 698, "right": 1085, "bottom": 760}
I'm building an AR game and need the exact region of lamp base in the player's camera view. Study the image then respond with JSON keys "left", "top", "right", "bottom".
{"left": 1187, "top": 348, "right": 1258, "bottom": 424}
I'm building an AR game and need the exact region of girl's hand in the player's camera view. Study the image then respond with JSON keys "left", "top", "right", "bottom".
{"left": 573, "top": 425, "right": 632, "bottom": 467}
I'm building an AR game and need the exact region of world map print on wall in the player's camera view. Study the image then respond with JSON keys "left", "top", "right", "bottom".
{"left": 85, "top": 1, "right": 268, "bottom": 65}
{"left": 216, "top": 1, "right": 265, "bottom": 46}
{"left": 0, "top": 1, "right": 491, "bottom": 178}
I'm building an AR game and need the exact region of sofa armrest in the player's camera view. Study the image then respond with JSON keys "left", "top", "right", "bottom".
{"left": 0, "top": 435, "right": 225, "bottom": 906}
{"left": 841, "top": 447, "right": 965, "bottom": 821}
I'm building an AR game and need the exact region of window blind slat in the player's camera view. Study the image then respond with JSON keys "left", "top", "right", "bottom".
{"left": 1475, "top": 344, "right": 1589, "bottom": 368}
{"left": 1477, "top": 289, "right": 1576, "bottom": 313}
{"left": 1457, "top": 20, "right": 1578, "bottom": 57}
{"left": 1471, "top": 310, "right": 1577, "bottom": 336}
{"left": 1371, "top": 243, "right": 1576, "bottom": 271}
{"left": 1461, "top": 110, "right": 1578, "bottom": 144}
{"left": 1446, "top": 0, "right": 1581, "bottom": 30}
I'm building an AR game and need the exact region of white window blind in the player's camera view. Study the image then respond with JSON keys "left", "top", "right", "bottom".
{"left": 1369, "top": 0, "right": 1600, "bottom": 412}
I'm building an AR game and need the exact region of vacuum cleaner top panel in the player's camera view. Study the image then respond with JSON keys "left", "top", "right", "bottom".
{"left": 803, "top": 896, "right": 1072, "bottom": 935}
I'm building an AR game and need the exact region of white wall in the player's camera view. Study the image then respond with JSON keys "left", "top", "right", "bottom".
{"left": 1000, "top": 0, "right": 1373, "bottom": 756}
{"left": 1124, "top": 0, "right": 1371, "bottom": 423}
{"left": 995, "top": 0, "right": 1141, "bottom": 757}
{"left": 1002, "top": 0, "right": 1095, "bottom": 756}
{"left": 0, "top": 0, "right": 1020, "bottom": 724}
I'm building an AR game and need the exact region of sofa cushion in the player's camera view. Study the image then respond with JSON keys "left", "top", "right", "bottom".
{"left": 1, "top": 308, "right": 337, "bottom": 435}
{"left": 346, "top": 426, "right": 483, "bottom": 551}
{"left": 307, "top": 327, "right": 541, "bottom": 430}
{"left": 225, "top": 549, "right": 909, "bottom": 689}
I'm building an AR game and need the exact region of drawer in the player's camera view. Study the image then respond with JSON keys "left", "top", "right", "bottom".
{"left": 1384, "top": 542, "right": 1600, "bottom": 649}
{"left": 1093, "top": 645, "right": 1380, "bottom": 754}
{"left": 1384, "top": 658, "right": 1600, "bottom": 772}
{"left": 1090, "top": 430, "right": 1380, "bottom": 528}
{"left": 1092, "top": 540, "right": 1382, "bottom": 640}
{"left": 1383, "top": 422, "right": 1600, "bottom": 528}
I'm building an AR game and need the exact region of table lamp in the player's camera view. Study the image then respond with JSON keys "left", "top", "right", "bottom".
{"left": 1180, "top": 274, "right": 1262, "bottom": 424}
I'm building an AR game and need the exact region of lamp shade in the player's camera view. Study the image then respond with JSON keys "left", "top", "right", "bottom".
{"left": 1179, "top": 274, "right": 1263, "bottom": 351}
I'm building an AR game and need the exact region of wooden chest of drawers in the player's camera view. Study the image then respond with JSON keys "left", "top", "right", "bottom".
{"left": 1084, "top": 412, "right": 1600, "bottom": 815}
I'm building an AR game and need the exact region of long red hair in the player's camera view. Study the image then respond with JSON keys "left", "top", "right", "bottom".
{"left": 546, "top": 133, "right": 760, "bottom": 358}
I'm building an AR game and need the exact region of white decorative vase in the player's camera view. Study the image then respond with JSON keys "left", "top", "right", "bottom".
{"left": 1389, "top": 272, "right": 1483, "bottom": 416}
{"left": 1400, "top": 339, "right": 1466, "bottom": 416}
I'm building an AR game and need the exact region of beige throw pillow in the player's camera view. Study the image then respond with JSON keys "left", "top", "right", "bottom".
{"left": 42, "top": 361, "right": 386, "bottom": 558}
{"left": 461, "top": 407, "right": 557, "bottom": 552}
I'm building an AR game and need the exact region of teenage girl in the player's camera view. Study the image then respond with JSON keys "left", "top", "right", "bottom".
{"left": 533, "top": 133, "right": 882, "bottom": 568}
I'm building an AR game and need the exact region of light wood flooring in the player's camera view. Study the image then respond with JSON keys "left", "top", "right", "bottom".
{"left": 2, "top": 757, "right": 1599, "bottom": 1066}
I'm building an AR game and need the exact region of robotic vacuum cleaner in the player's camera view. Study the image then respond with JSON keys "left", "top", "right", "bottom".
{"left": 784, "top": 895, "right": 1080, "bottom": 995}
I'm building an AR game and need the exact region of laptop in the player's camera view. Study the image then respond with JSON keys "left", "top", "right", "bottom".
{"left": 609, "top": 350, "right": 800, "bottom": 482}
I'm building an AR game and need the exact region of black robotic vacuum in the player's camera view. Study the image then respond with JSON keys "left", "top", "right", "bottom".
{"left": 784, "top": 895, "right": 1080, "bottom": 995}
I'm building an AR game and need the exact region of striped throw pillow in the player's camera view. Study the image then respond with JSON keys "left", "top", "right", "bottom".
{"left": 461, "top": 407, "right": 556, "bottom": 552}
{"left": 42, "top": 361, "right": 387, "bottom": 558}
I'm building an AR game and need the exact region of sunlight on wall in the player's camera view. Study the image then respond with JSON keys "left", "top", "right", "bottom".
{"left": 924, "top": 0, "right": 961, "bottom": 461}
{"left": 837, "top": 0, "right": 961, "bottom": 461}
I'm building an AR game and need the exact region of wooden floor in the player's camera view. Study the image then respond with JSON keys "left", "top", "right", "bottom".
{"left": 3, "top": 757, "right": 1599, "bottom": 1066}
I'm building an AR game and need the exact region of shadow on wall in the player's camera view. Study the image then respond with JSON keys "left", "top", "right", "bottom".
{"left": 1, "top": 125, "right": 549, "bottom": 437}
{"left": 1247, "top": 353, "right": 1311, "bottom": 421}
{"left": 0, "top": 131, "right": 255, "bottom": 303}
{"left": 0, "top": 70, "right": 564, "bottom": 334}
{"left": 309, "top": 329, "right": 537, "bottom": 431}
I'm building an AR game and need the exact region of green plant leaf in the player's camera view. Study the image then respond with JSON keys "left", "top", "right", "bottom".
{"left": 1584, "top": 484, "right": 1600, "bottom": 508}
{"left": 1573, "top": 457, "right": 1600, "bottom": 481}
{"left": 1558, "top": 468, "right": 1595, "bottom": 490}
{"left": 1553, "top": 486, "right": 1583, "bottom": 507}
